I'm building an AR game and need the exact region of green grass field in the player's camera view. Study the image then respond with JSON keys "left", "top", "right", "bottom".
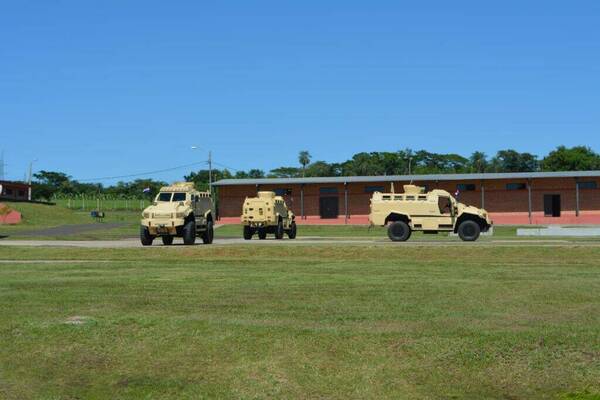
{"left": 1, "top": 244, "right": 599, "bottom": 399}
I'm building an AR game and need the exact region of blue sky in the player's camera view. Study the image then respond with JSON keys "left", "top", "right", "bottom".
{"left": 1, "top": 1, "right": 599, "bottom": 184}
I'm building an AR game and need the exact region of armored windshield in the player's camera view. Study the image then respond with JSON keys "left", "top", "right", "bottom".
{"left": 156, "top": 192, "right": 187, "bottom": 202}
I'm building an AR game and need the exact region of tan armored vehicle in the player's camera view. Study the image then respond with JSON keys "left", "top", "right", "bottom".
{"left": 241, "top": 191, "right": 297, "bottom": 240}
{"left": 140, "top": 182, "right": 214, "bottom": 246}
{"left": 369, "top": 184, "right": 492, "bottom": 242}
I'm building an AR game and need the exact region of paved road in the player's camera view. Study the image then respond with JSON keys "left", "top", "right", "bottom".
{"left": 0, "top": 237, "right": 598, "bottom": 248}
{"left": 13, "top": 223, "right": 128, "bottom": 237}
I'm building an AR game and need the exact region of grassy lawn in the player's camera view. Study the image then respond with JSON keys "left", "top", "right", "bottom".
{"left": 1, "top": 245, "right": 599, "bottom": 399}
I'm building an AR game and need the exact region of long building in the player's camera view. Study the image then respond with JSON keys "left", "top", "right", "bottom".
{"left": 212, "top": 171, "right": 600, "bottom": 225}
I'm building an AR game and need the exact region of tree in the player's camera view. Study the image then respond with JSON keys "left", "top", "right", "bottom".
{"left": 268, "top": 167, "right": 300, "bottom": 178}
{"left": 298, "top": 151, "right": 311, "bottom": 177}
{"left": 247, "top": 169, "right": 265, "bottom": 179}
{"left": 490, "top": 150, "right": 539, "bottom": 172}
{"left": 541, "top": 146, "right": 600, "bottom": 171}
{"left": 469, "top": 151, "right": 488, "bottom": 173}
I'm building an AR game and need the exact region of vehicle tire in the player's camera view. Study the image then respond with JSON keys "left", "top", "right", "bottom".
{"left": 243, "top": 225, "right": 253, "bottom": 240}
{"left": 258, "top": 228, "right": 267, "bottom": 240}
{"left": 387, "top": 221, "right": 411, "bottom": 242}
{"left": 457, "top": 220, "right": 480, "bottom": 241}
{"left": 287, "top": 221, "right": 297, "bottom": 239}
{"left": 140, "top": 226, "right": 154, "bottom": 246}
{"left": 275, "top": 220, "right": 284, "bottom": 239}
{"left": 161, "top": 235, "right": 174, "bottom": 245}
{"left": 183, "top": 219, "right": 196, "bottom": 245}
{"left": 202, "top": 220, "right": 214, "bottom": 244}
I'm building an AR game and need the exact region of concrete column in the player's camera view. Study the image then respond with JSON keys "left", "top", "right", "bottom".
{"left": 480, "top": 180, "right": 485, "bottom": 208}
{"left": 344, "top": 182, "right": 348, "bottom": 224}
{"left": 575, "top": 179, "right": 580, "bottom": 217}
{"left": 300, "top": 184, "right": 304, "bottom": 220}
{"left": 527, "top": 179, "right": 532, "bottom": 224}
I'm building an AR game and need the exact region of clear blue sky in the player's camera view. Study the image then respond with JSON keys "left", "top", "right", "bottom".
{"left": 1, "top": 1, "right": 599, "bottom": 184}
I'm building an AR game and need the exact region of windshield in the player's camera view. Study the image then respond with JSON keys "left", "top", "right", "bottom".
{"left": 157, "top": 192, "right": 172, "bottom": 202}
{"left": 156, "top": 192, "right": 187, "bottom": 202}
{"left": 172, "top": 192, "right": 186, "bottom": 202}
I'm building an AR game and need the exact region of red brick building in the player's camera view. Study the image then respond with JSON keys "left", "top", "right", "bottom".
{"left": 213, "top": 171, "right": 600, "bottom": 225}
{"left": 0, "top": 180, "right": 30, "bottom": 201}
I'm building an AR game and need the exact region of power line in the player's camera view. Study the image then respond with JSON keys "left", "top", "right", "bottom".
{"left": 78, "top": 161, "right": 209, "bottom": 182}
{"left": 77, "top": 159, "right": 243, "bottom": 183}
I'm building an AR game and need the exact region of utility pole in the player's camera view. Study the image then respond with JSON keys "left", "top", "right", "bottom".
{"left": 208, "top": 150, "right": 212, "bottom": 195}
{"left": 27, "top": 159, "right": 38, "bottom": 201}
{"left": 0, "top": 150, "right": 5, "bottom": 181}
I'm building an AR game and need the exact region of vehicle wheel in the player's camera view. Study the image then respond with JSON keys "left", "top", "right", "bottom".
{"left": 258, "top": 228, "right": 267, "bottom": 240}
{"left": 202, "top": 220, "right": 214, "bottom": 244}
{"left": 457, "top": 220, "right": 480, "bottom": 241}
{"left": 387, "top": 221, "right": 411, "bottom": 242}
{"left": 183, "top": 220, "right": 196, "bottom": 245}
{"left": 243, "top": 225, "right": 253, "bottom": 240}
{"left": 275, "top": 220, "right": 284, "bottom": 239}
{"left": 161, "top": 235, "right": 174, "bottom": 245}
{"left": 140, "top": 226, "right": 154, "bottom": 246}
{"left": 287, "top": 221, "right": 297, "bottom": 239}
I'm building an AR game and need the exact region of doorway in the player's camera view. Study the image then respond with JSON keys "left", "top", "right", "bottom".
{"left": 319, "top": 197, "right": 339, "bottom": 219}
{"left": 543, "top": 194, "right": 561, "bottom": 217}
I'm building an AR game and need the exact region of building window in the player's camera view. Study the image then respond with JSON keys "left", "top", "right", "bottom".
{"left": 577, "top": 181, "right": 597, "bottom": 190}
{"left": 18, "top": 190, "right": 25, "bottom": 197}
{"left": 506, "top": 183, "right": 527, "bottom": 190}
{"left": 6, "top": 188, "right": 13, "bottom": 195}
{"left": 319, "top": 187, "right": 338, "bottom": 194}
{"left": 457, "top": 183, "right": 476, "bottom": 191}
{"left": 274, "top": 188, "right": 292, "bottom": 196}
{"left": 364, "top": 185, "right": 385, "bottom": 193}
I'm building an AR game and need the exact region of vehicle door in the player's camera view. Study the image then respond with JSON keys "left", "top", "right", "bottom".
{"left": 435, "top": 195, "right": 455, "bottom": 230}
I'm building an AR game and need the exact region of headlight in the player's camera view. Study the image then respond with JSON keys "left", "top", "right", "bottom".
{"left": 176, "top": 212, "right": 185, "bottom": 218}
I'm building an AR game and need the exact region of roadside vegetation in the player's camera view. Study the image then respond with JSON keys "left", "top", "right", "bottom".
{"left": 1, "top": 245, "right": 599, "bottom": 399}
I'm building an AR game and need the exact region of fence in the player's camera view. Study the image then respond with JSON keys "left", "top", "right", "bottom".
{"left": 53, "top": 197, "right": 151, "bottom": 211}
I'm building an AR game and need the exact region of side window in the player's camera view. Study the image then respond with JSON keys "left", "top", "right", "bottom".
{"left": 438, "top": 197, "right": 451, "bottom": 214}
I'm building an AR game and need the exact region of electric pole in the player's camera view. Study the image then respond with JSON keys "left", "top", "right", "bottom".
{"left": 208, "top": 150, "right": 212, "bottom": 195}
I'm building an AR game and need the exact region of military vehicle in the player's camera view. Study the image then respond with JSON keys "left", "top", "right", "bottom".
{"left": 140, "top": 182, "right": 214, "bottom": 246}
{"left": 241, "top": 191, "right": 297, "bottom": 240}
{"left": 369, "top": 184, "right": 492, "bottom": 242}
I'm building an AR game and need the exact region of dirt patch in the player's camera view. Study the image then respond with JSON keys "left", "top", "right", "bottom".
{"left": 64, "top": 316, "right": 91, "bottom": 325}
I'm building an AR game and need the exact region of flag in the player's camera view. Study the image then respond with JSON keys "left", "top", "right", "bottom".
{"left": 454, "top": 189, "right": 460, "bottom": 197}
{"left": 143, "top": 187, "right": 151, "bottom": 194}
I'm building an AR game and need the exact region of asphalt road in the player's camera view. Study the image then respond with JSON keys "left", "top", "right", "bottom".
{"left": 0, "top": 237, "right": 598, "bottom": 248}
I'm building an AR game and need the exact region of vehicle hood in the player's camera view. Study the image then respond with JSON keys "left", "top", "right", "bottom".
{"left": 457, "top": 203, "right": 491, "bottom": 223}
{"left": 143, "top": 202, "right": 189, "bottom": 215}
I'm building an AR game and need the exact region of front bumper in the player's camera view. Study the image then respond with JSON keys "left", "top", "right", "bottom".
{"left": 141, "top": 218, "right": 185, "bottom": 236}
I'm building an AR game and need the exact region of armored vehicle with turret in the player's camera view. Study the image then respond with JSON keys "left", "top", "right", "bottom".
{"left": 140, "top": 182, "right": 214, "bottom": 246}
{"left": 241, "top": 191, "right": 297, "bottom": 240}
{"left": 369, "top": 184, "right": 492, "bottom": 242}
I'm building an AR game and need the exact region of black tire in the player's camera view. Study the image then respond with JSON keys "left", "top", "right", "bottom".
{"left": 183, "top": 219, "right": 196, "bottom": 245}
{"left": 202, "top": 220, "right": 214, "bottom": 244}
{"left": 161, "top": 235, "right": 174, "bottom": 246}
{"left": 387, "top": 221, "right": 411, "bottom": 242}
{"left": 258, "top": 228, "right": 267, "bottom": 240}
{"left": 140, "top": 226, "right": 154, "bottom": 246}
{"left": 457, "top": 220, "right": 481, "bottom": 241}
{"left": 275, "top": 220, "right": 284, "bottom": 239}
{"left": 287, "top": 221, "right": 297, "bottom": 239}
{"left": 243, "top": 225, "right": 253, "bottom": 240}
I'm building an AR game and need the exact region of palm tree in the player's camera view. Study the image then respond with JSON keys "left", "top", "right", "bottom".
{"left": 469, "top": 151, "right": 488, "bottom": 173}
{"left": 298, "top": 151, "right": 311, "bottom": 177}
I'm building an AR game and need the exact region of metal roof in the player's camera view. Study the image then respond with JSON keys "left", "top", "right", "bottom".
{"left": 212, "top": 170, "right": 600, "bottom": 186}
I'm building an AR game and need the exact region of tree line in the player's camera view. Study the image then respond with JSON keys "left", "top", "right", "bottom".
{"left": 31, "top": 145, "right": 600, "bottom": 200}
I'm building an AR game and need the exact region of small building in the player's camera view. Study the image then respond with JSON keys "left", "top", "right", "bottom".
{"left": 212, "top": 171, "right": 600, "bottom": 225}
{"left": 0, "top": 180, "right": 31, "bottom": 201}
